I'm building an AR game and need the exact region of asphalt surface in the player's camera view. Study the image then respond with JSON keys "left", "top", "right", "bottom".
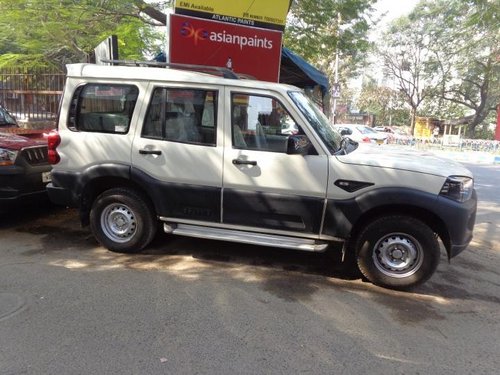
{"left": 0, "top": 162, "right": 499, "bottom": 374}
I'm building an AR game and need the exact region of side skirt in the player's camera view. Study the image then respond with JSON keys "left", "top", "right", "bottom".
{"left": 162, "top": 222, "right": 332, "bottom": 252}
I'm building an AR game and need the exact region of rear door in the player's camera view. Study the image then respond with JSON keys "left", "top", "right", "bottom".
{"left": 131, "top": 83, "right": 224, "bottom": 223}
{"left": 222, "top": 89, "right": 329, "bottom": 235}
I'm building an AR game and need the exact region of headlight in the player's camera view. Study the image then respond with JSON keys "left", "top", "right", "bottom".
{"left": 440, "top": 176, "right": 474, "bottom": 202}
{"left": 0, "top": 148, "right": 18, "bottom": 166}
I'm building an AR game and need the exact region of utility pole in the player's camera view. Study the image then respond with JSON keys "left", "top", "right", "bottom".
{"left": 331, "top": 12, "right": 341, "bottom": 124}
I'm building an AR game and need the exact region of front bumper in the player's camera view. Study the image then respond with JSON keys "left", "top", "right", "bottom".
{"left": 436, "top": 189, "right": 477, "bottom": 259}
{"left": 0, "top": 165, "right": 52, "bottom": 213}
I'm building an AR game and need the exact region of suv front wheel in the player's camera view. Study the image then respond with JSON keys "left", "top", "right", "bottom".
{"left": 90, "top": 187, "right": 157, "bottom": 253}
{"left": 355, "top": 216, "right": 440, "bottom": 290}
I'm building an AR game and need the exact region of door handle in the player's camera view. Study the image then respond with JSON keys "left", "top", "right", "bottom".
{"left": 139, "top": 149, "right": 162, "bottom": 155}
{"left": 232, "top": 159, "right": 257, "bottom": 166}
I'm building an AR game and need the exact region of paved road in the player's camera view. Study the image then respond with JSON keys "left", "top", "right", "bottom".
{"left": 0, "top": 164, "right": 499, "bottom": 374}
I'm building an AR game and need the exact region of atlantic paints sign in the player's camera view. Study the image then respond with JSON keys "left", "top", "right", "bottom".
{"left": 169, "top": 14, "right": 282, "bottom": 82}
{"left": 174, "top": 0, "right": 291, "bottom": 31}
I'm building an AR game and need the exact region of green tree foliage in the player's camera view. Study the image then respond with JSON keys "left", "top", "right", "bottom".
{"left": 0, "top": 0, "right": 376, "bottom": 90}
{"left": 378, "top": 16, "right": 434, "bottom": 133}
{"left": 285, "top": 0, "right": 375, "bottom": 62}
{"left": 284, "top": 0, "right": 376, "bottom": 86}
{"left": 0, "top": 0, "right": 165, "bottom": 69}
{"left": 0, "top": 54, "right": 58, "bottom": 69}
{"left": 380, "top": 0, "right": 499, "bottom": 137}
{"left": 357, "top": 77, "right": 410, "bottom": 126}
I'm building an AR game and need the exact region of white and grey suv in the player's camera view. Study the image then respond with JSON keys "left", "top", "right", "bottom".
{"left": 47, "top": 62, "right": 477, "bottom": 290}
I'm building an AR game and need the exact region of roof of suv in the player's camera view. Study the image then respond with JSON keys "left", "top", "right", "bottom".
{"left": 66, "top": 63, "right": 300, "bottom": 93}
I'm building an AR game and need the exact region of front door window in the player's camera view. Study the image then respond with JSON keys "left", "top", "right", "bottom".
{"left": 231, "top": 93, "right": 300, "bottom": 153}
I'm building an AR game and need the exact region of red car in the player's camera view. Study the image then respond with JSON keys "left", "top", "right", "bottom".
{"left": 0, "top": 105, "right": 52, "bottom": 213}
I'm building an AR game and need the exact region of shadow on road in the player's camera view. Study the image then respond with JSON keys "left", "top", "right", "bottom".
{"left": 3, "top": 205, "right": 499, "bottom": 306}
{"left": 3, "top": 203, "right": 361, "bottom": 278}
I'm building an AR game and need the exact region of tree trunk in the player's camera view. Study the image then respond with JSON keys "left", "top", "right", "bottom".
{"left": 133, "top": 0, "right": 168, "bottom": 25}
{"left": 466, "top": 111, "right": 490, "bottom": 138}
{"left": 410, "top": 107, "right": 416, "bottom": 135}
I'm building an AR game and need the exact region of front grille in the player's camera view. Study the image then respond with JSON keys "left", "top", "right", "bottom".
{"left": 20, "top": 146, "right": 49, "bottom": 165}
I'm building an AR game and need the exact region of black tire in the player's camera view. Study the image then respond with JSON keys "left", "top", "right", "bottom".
{"left": 355, "top": 216, "right": 440, "bottom": 290}
{"left": 90, "top": 188, "right": 157, "bottom": 253}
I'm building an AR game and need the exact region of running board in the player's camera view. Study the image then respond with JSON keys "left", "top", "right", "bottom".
{"left": 163, "top": 223, "right": 329, "bottom": 252}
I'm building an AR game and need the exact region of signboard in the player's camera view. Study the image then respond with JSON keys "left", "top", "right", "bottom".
{"left": 169, "top": 14, "right": 282, "bottom": 82}
{"left": 414, "top": 117, "right": 432, "bottom": 138}
{"left": 332, "top": 83, "right": 341, "bottom": 98}
{"left": 174, "top": 0, "right": 291, "bottom": 31}
{"left": 94, "top": 35, "right": 118, "bottom": 65}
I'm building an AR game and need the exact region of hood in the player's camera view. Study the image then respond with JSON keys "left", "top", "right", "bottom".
{"left": 336, "top": 144, "right": 472, "bottom": 177}
{"left": 369, "top": 132, "right": 388, "bottom": 140}
{"left": 0, "top": 132, "right": 46, "bottom": 150}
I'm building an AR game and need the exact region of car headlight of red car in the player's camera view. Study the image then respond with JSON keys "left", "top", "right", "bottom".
{"left": 0, "top": 147, "right": 18, "bottom": 166}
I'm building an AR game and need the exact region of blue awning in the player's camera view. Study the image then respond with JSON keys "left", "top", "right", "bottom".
{"left": 280, "top": 47, "right": 329, "bottom": 94}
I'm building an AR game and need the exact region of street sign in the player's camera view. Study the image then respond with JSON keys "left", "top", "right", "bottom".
{"left": 332, "top": 83, "right": 341, "bottom": 98}
{"left": 174, "top": 0, "right": 291, "bottom": 31}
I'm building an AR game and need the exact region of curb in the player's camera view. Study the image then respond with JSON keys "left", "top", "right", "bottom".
{"left": 386, "top": 145, "right": 500, "bottom": 165}
{"left": 426, "top": 150, "right": 499, "bottom": 165}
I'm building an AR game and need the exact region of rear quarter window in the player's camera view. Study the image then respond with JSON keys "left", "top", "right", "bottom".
{"left": 68, "top": 83, "right": 139, "bottom": 134}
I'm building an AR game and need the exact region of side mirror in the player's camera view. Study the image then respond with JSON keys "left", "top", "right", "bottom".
{"left": 287, "top": 135, "right": 312, "bottom": 155}
{"left": 339, "top": 127, "right": 352, "bottom": 136}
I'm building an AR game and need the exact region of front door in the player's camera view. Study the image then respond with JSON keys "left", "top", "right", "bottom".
{"left": 222, "top": 90, "right": 328, "bottom": 235}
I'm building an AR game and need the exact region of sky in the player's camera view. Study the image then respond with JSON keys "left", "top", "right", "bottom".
{"left": 373, "top": 0, "right": 419, "bottom": 25}
{"left": 358, "top": 0, "right": 419, "bottom": 86}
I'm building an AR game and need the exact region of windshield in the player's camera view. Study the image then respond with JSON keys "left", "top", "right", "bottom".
{"left": 0, "top": 106, "right": 18, "bottom": 127}
{"left": 288, "top": 91, "right": 342, "bottom": 154}
{"left": 358, "top": 126, "right": 377, "bottom": 134}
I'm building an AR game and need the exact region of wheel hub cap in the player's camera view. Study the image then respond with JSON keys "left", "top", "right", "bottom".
{"left": 373, "top": 233, "right": 424, "bottom": 278}
{"left": 101, "top": 204, "right": 137, "bottom": 243}
{"left": 391, "top": 248, "right": 403, "bottom": 259}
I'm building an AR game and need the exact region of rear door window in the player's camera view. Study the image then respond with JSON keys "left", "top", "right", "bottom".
{"left": 142, "top": 88, "right": 217, "bottom": 146}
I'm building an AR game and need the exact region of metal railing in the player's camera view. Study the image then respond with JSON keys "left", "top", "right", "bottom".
{"left": 0, "top": 68, "right": 65, "bottom": 122}
{"left": 387, "top": 136, "right": 500, "bottom": 154}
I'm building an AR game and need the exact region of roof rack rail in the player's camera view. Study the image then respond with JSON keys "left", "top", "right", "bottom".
{"left": 100, "top": 59, "right": 239, "bottom": 79}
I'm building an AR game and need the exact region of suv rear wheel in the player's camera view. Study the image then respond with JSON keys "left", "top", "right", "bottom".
{"left": 355, "top": 216, "right": 440, "bottom": 290}
{"left": 90, "top": 187, "right": 157, "bottom": 253}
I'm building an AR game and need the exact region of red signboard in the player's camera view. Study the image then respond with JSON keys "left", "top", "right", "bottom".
{"left": 169, "top": 14, "right": 282, "bottom": 82}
